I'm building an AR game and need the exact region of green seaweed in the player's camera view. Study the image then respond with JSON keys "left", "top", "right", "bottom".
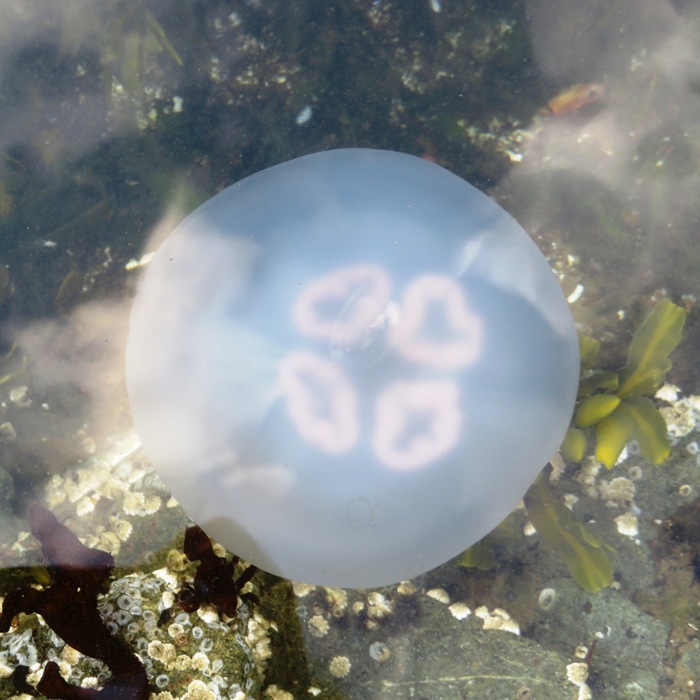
{"left": 563, "top": 299, "right": 685, "bottom": 468}
{"left": 578, "top": 333, "right": 601, "bottom": 370}
{"left": 561, "top": 426, "right": 586, "bottom": 462}
{"left": 617, "top": 299, "right": 686, "bottom": 398}
{"left": 595, "top": 396, "right": 670, "bottom": 466}
{"left": 459, "top": 301, "right": 683, "bottom": 591}
{"left": 577, "top": 369, "right": 619, "bottom": 398}
{"left": 458, "top": 537, "right": 497, "bottom": 571}
{"left": 459, "top": 468, "right": 614, "bottom": 591}
{"left": 119, "top": 11, "right": 182, "bottom": 98}
{"left": 0, "top": 344, "right": 27, "bottom": 387}
{"left": 524, "top": 472, "right": 613, "bottom": 593}
{"left": 145, "top": 9, "right": 183, "bottom": 67}
{"left": 574, "top": 394, "right": 621, "bottom": 427}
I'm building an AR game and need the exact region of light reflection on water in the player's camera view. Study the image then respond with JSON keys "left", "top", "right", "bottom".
{"left": 0, "top": 0, "right": 699, "bottom": 697}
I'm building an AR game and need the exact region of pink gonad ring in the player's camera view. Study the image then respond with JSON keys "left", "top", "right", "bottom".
{"left": 126, "top": 148, "right": 579, "bottom": 588}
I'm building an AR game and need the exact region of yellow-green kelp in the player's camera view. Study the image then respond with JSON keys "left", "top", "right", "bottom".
{"left": 564, "top": 299, "right": 686, "bottom": 468}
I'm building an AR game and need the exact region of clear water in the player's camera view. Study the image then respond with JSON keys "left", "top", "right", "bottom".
{"left": 0, "top": 1, "right": 699, "bottom": 698}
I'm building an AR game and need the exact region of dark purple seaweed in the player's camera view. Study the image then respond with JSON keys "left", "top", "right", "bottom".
{"left": 0, "top": 504, "right": 148, "bottom": 700}
{"left": 178, "top": 524, "right": 258, "bottom": 619}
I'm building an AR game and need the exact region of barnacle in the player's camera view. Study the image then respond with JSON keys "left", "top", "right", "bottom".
{"left": 0, "top": 504, "right": 148, "bottom": 699}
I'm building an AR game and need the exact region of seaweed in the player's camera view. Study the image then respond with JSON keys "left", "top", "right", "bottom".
{"left": 0, "top": 504, "right": 148, "bottom": 700}
{"left": 564, "top": 299, "right": 686, "bottom": 468}
{"left": 523, "top": 470, "right": 613, "bottom": 593}
{"left": 520, "top": 300, "right": 684, "bottom": 590}
{"left": 177, "top": 524, "right": 258, "bottom": 619}
{"left": 59, "top": 2, "right": 183, "bottom": 102}
{"left": 460, "top": 466, "right": 615, "bottom": 593}
{"left": 460, "top": 301, "right": 685, "bottom": 591}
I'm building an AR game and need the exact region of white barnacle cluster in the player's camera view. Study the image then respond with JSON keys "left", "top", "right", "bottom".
{"left": 614, "top": 512, "right": 640, "bottom": 538}
{"left": 396, "top": 580, "right": 416, "bottom": 596}
{"left": 264, "top": 686, "right": 295, "bottom": 700}
{"left": 598, "top": 476, "right": 636, "bottom": 505}
{"left": 324, "top": 587, "right": 348, "bottom": 617}
{"left": 111, "top": 568, "right": 262, "bottom": 700}
{"left": 293, "top": 583, "right": 350, "bottom": 639}
{"left": 43, "top": 433, "right": 144, "bottom": 510}
{"left": 345, "top": 590, "right": 398, "bottom": 632}
{"left": 153, "top": 678, "right": 227, "bottom": 700}
{"left": 0, "top": 619, "right": 99, "bottom": 693}
{"left": 574, "top": 457, "right": 603, "bottom": 499}
{"left": 36, "top": 434, "right": 174, "bottom": 559}
{"left": 294, "top": 578, "right": 529, "bottom": 696}
{"left": 662, "top": 394, "right": 700, "bottom": 484}
{"left": 435, "top": 587, "right": 471, "bottom": 618}
{"left": 587, "top": 472, "right": 640, "bottom": 540}
{"left": 365, "top": 592, "right": 393, "bottom": 622}
{"left": 0, "top": 560, "right": 262, "bottom": 700}
{"left": 659, "top": 389, "right": 700, "bottom": 442}
{"left": 566, "top": 661, "right": 593, "bottom": 700}
{"left": 291, "top": 582, "right": 315, "bottom": 598}
{"left": 0, "top": 626, "right": 41, "bottom": 674}
{"left": 291, "top": 592, "right": 339, "bottom": 669}
{"left": 473, "top": 606, "right": 520, "bottom": 635}
{"left": 123, "top": 491, "right": 162, "bottom": 517}
{"left": 293, "top": 583, "right": 414, "bottom": 687}
{"left": 246, "top": 612, "right": 274, "bottom": 672}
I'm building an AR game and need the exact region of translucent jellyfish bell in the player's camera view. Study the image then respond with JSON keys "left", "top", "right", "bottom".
{"left": 126, "top": 148, "right": 579, "bottom": 588}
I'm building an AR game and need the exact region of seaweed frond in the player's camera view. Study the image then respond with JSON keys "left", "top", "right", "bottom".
{"left": 0, "top": 504, "right": 148, "bottom": 699}
{"left": 563, "top": 299, "right": 686, "bottom": 468}
{"left": 524, "top": 471, "right": 613, "bottom": 592}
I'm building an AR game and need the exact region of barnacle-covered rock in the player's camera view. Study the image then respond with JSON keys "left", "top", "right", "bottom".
{"left": 0, "top": 503, "right": 149, "bottom": 699}
{"left": 0, "top": 435, "right": 266, "bottom": 699}
{"left": 0, "top": 567, "right": 263, "bottom": 699}
{"left": 292, "top": 581, "right": 574, "bottom": 698}
{"left": 15, "top": 432, "right": 182, "bottom": 570}
{"left": 104, "top": 572, "right": 261, "bottom": 699}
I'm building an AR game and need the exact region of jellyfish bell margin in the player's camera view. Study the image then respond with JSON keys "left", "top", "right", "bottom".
{"left": 126, "top": 148, "right": 579, "bottom": 589}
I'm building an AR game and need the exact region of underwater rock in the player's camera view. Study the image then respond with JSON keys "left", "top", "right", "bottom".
{"left": 0, "top": 563, "right": 262, "bottom": 700}
{"left": 0, "top": 436, "right": 265, "bottom": 700}
{"left": 529, "top": 577, "right": 669, "bottom": 699}
{"left": 293, "top": 580, "right": 577, "bottom": 699}
{"left": 101, "top": 570, "right": 261, "bottom": 700}
{"left": 0, "top": 504, "right": 149, "bottom": 699}
{"left": 126, "top": 148, "right": 579, "bottom": 587}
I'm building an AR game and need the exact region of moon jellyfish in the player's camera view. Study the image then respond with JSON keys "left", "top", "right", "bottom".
{"left": 126, "top": 148, "right": 579, "bottom": 588}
